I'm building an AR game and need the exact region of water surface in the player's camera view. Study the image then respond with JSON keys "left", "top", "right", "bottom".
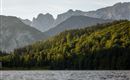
{"left": 1, "top": 71, "right": 130, "bottom": 80}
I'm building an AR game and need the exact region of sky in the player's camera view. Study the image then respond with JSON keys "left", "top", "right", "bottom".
{"left": 1, "top": 0, "right": 130, "bottom": 20}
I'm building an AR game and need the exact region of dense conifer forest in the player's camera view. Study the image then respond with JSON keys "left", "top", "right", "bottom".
{"left": 1, "top": 20, "right": 130, "bottom": 70}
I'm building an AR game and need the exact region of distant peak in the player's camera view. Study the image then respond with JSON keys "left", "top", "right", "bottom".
{"left": 114, "top": 2, "right": 130, "bottom": 6}
{"left": 37, "top": 13, "right": 44, "bottom": 18}
{"left": 75, "top": 10, "right": 82, "bottom": 12}
{"left": 32, "top": 17, "right": 36, "bottom": 21}
{"left": 67, "top": 9, "right": 74, "bottom": 12}
{"left": 37, "top": 13, "right": 53, "bottom": 18}
{"left": 45, "top": 13, "right": 52, "bottom": 16}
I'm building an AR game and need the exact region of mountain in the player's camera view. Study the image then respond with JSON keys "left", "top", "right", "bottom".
{"left": 44, "top": 16, "right": 111, "bottom": 36}
{"left": 31, "top": 13, "right": 55, "bottom": 32}
{"left": 53, "top": 9, "right": 86, "bottom": 27}
{"left": 53, "top": 2, "right": 130, "bottom": 27}
{"left": 86, "top": 2, "right": 130, "bottom": 20}
{"left": 21, "top": 2, "right": 130, "bottom": 32}
{"left": 21, "top": 13, "right": 55, "bottom": 32}
{"left": 0, "top": 15, "right": 46, "bottom": 52}
{"left": 2, "top": 20, "right": 130, "bottom": 70}
{"left": 21, "top": 19, "right": 32, "bottom": 26}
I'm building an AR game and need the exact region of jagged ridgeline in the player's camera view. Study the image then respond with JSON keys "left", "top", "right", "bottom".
{"left": 1, "top": 20, "right": 130, "bottom": 70}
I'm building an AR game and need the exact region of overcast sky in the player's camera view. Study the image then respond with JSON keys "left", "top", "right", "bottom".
{"left": 1, "top": 0, "right": 130, "bottom": 20}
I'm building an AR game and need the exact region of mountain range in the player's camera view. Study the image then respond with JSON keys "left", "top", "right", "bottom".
{"left": 0, "top": 2, "right": 130, "bottom": 52}
{"left": 22, "top": 2, "right": 130, "bottom": 32}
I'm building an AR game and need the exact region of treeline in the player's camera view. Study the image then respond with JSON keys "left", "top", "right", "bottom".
{"left": 1, "top": 20, "right": 130, "bottom": 70}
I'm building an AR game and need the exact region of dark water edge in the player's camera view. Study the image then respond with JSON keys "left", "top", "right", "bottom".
{"left": 1, "top": 70, "right": 130, "bottom": 80}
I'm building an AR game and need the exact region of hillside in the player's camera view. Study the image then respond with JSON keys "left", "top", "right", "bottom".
{"left": 1, "top": 20, "right": 130, "bottom": 70}
{"left": 44, "top": 16, "right": 111, "bottom": 37}
{"left": 0, "top": 15, "right": 46, "bottom": 52}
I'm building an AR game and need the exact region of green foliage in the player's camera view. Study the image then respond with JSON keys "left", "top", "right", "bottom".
{"left": 1, "top": 20, "right": 130, "bottom": 70}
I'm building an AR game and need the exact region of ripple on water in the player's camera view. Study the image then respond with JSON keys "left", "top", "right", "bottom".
{"left": 1, "top": 71, "right": 130, "bottom": 80}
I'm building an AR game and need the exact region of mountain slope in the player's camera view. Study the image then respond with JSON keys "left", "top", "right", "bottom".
{"left": 53, "top": 2, "right": 130, "bottom": 27}
{"left": 21, "top": 19, "right": 32, "bottom": 26}
{"left": 0, "top": 15, "right": 46, "bottom": 52}
{"left": 53, "top": 10, "right": 86, "bottom": 27}
{"left": 86, "top": 2, "right": 130, "bottom": 20}
{"left": 2, "top": 20, "right": 130, "bottom": 70}
{"left": 44, "top": 16, "right": 111, "bottom": 36}
{"left": 21, "top": 2, "right": 130, "bottom": 33}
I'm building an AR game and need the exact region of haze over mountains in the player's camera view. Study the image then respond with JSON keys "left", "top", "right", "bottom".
{"left": 0, "top": 2, "right": 130, "bottom": 52}
{"left": 0, "top": 16, "right": 46, "bottom": 52}
{"left": 86, "top": 2, "right": 130, "bottom": 20}
{"left": 22, "top": 2, "right": 130, "bottom": 32}
{"left": 45, "top": 16, "right": 111, "bottom": 36}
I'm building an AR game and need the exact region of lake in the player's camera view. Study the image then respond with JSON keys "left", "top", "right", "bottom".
{"left": 1, "top": 71, "right": 130, "bottom": 80}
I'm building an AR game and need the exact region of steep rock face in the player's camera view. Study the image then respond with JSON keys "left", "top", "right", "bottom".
{"left": 44, "top": 16, "right": 111, "bottom": 37}
{"left": 0, "top": 15, "right": 46, "bottom": 52}
{"left": 86, "top": 2, "right": 130, "bottom": 20}
{"left": 31, "top": 13, "right": 55, "bottom": 32}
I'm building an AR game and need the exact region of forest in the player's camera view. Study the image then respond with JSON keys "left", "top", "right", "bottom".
{"left": 1, "top": 20, "right": 130, "bottom": 70}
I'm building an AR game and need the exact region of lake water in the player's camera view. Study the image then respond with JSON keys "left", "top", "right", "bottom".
{"left": 1, "top": 71, "right": 130, "bottom": 80}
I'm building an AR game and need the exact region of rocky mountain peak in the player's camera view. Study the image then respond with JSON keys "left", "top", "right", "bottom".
{"left": 67, "top": 9, "right": 74, "bottom": 13}
{"left": 31, "top": 13, "right": 55, "bottom": 32}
